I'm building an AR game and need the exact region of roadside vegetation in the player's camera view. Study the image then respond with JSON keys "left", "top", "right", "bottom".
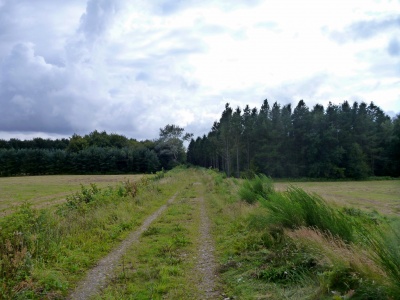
{"left": 210, "top": 172, "right": 400, "bottom": 299}
{"left": 0, "top": 169, "right": 173, "bottom": 299}
{"left": 1, "top": 167, "right": 399, "bottom": 299}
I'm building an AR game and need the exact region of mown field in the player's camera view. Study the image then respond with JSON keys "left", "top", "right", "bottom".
{"left": 0, "top": 174, "right": 144, "bottom": 216}
{"left": 275, "top": 180, "right": 400, "bottom": 215}
{"left": 1, "top": 169, "right": 399, "bottom": 299}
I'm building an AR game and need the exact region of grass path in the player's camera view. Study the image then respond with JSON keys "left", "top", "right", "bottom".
{"left": 68, "top": 193, "right": 178, "bottom": 299}
{"left": 87, "top": 170, "right": 221, "bottom": 299}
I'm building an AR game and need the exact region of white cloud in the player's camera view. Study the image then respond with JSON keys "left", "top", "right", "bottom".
{"left": 0, "top": 0, "right": 399, "bottom": 141}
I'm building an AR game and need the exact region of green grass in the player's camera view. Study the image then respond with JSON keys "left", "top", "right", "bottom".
{"left": 96, "top": 169, "right": 209, "bottom": 299}
{"left": 0, "top": 173, "right": 176, "bottom": 299}
{"left": 207, "top": 171, "right": 400, "bottom": 299}
{"left": 275, "top": 180, "right": 400, "bottom": 215}
{"left": 0, "top": 174, "right": 145, "bottom": 215}
{"left": 1, "top": 169, "right": 399, "bottom": 299}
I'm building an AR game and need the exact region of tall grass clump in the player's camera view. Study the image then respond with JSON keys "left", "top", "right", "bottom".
{"left": 258, "top": 187, "right": 354, "bottom": 243}
{"left": 238, "top": 174, "right": 274, "bottom": 204}
{"left": 358, "top": 223, "right": 400, "bottom": 297}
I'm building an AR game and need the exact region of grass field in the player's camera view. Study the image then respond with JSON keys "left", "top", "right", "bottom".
{"left": 275, "top": 180, "right": 400, "bottom": 215}
{"left": 0, "top": 174, "right": 145, "bottom": 216}
{"left": 1, "top": 169, "right": 399, "bottom": 299}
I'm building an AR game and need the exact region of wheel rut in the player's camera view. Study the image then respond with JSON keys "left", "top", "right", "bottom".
{"left": 196, "top": 196, "right": 220, "bottom": 299}
{"left": 68, "top": 193, "right": 177, "bottom": 300}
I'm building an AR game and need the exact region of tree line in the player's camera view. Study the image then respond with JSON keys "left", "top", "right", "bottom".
{"left": 187, "top": 100, "right": 400, "bottom": 179}
{"left": 0, "top": 126, "right": 191, "bottom": 176}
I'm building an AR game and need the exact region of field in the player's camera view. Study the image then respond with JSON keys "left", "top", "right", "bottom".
{"left": 1, "top": 169, "right": 399, "bottom": 299}
{"left": 0, "top": 174, "right": 144, "bottom": 216}
{"left": 275, "top": 180, "right": 400, "bottom": 215}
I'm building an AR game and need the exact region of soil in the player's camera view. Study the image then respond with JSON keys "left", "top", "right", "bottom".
{"left": 196, "top": 196, "right": 220, "bottom": 299}
{"left": 67, "top": 193, "right": 177, "bottom": 300}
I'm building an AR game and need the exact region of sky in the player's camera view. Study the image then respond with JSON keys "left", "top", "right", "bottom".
{"left": 0, "top": 0, "right": 399, "bottom": 141}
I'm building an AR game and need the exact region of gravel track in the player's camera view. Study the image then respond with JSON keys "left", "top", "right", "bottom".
{"left": 196, "top": 196, "right": 220, "bottom": 299}
{"left": 68, "top": 193, "right": 177, "bottom": 300}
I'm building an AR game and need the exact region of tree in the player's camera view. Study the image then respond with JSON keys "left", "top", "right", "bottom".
{"left": 155, "top": 124, "right": 193, "bottom": 169}
{"left": 242, "top": 105, "right": 258, "bottom": 175}
{"left": 231, "top": 107, "right": 243, "bottom": 177}
{"left": 291, "top": 100, "right": 311, "bottom": 176}
{"left": 67, "top": 134, "right": 89, "bottom": 153}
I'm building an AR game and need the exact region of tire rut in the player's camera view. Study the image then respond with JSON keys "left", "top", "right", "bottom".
{"left": 68, "top": 193, "right": 177, "bottom": 300}
{"left": 196, "top": 196, "right": 220, "bottom": 299}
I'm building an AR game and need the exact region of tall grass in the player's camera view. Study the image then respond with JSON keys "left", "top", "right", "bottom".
{"left": 358, "top": 223, "right": 400, "bottom": 297}
{"left": 0, "top": 171, "right": 178, "bottom": 299}
{"left": 262, "top": 187, "right": 354, "bottom": 242}
{"left": 238, "top": 174, "right": 274, "bottom": 204}
{"left": 238, "top": 175, "right": 400, "bottom": 298}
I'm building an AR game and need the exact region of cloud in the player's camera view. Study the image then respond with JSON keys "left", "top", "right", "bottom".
{"left": 329, "top": 16, "right": 400, "bottom": 43}
{"left": 79, "top": 0, "right": 119, "bottom": 42}
{"left": 0, "top": 0, "right": 399, "bottom": 142}
{"left": 0, "top": 43, "right": 71, "bottom": 133}
{"left": 388, "top": 37, "right": 400, "bottom": 56}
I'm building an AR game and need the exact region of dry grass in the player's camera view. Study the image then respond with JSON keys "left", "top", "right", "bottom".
{"left": 287, "top": 227, "right": 385, "bottom": 280}
{"left": 0, "top": 174, "right": 145, "bottom": 216}
{"left": 275, "top": 181, "right": 400, "bottom": 215}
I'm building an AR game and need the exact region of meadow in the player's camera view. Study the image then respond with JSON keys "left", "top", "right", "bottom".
{"left": 275, "top": 180, "right": 400, "bottom": 215}
{"left": 1, "top": 169, "right": 399, "bottom": 299}
{"left": 0, "top": 174, "right": 144, "bottom": 216}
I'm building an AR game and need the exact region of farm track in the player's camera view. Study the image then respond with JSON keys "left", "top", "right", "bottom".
{"left": 196, "top": 196, "right": 220, "bottom": 299}
{"left": 68, "top": 178, "right": 220, "bottom": 299}
{"left": 68, "top": 193, "right": 178, "bottom": 299}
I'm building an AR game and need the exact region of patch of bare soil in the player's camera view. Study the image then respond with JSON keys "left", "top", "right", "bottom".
{"left": 67, "top": 193, "right": 177, "bottom": 300}
{"left": 196, "top": 196, "right": 220, "bottom": 299}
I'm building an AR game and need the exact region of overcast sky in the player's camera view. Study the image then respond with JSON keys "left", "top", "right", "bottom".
{"left": 0, "top": 0, "right": 399, "bottom": 141}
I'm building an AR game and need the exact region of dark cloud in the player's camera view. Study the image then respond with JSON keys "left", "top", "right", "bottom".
{"left": 329, "top": 16, "right": 400, "bottom": 43}
{"left": 0, "top": 0, "right": 398, "bottom": 141}
{"left": 0, "top": 43, "right": 72, "bottom": 133}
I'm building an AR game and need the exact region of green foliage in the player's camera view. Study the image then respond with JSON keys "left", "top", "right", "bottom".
{"left": 155, "top": 124, "right": 192, "bottom": 170}
{"left": 187, "top": 100, "right": 398, "bottom": 178}
{"left": 0, "top": 168, "right": 182, "bottom": 299}
{"left": 358, "top": 223, "right": 400, "bottom": 297}
{"left": 228, "top": 175, "right": 400, "bottom": 298}
{"left": 0, "top": 203, "right": 60, "bottom": 298}
{"left": 238, "top": 174, "right": 274, "bottom": 204}
{"left": 258, "top": 187, "right": 354, "bottom": 242}
{"left": 0, "top": 146, "right": 161, "bottom": 176}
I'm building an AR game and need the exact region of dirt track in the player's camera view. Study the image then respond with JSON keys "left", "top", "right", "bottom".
{"left": 196, "top": 196, "right": 219, "bottom": 299}
{"left": 68, "top": 193, "right": 177, "bottom": 299}
{"left": 68, "top": 180, "right": 220, "bottom": 299}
